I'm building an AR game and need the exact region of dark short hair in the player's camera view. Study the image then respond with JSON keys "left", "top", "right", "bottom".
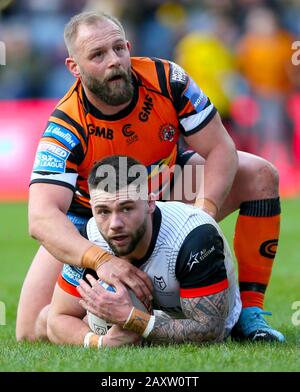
{"left": 88, "top": 155, "right": 148, "bottom": 193}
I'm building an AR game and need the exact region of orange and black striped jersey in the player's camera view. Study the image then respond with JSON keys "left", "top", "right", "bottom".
{"left": 30, "top": 57, "right": 217, "bottom": 216}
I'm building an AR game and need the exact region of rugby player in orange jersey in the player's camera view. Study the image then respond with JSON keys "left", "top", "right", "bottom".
{"left": 16, "top": 11, "right": 283, "bottom": 343}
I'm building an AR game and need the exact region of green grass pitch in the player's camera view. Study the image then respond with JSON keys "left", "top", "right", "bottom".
{"left": 0, "top": 200, "right": 299, "bottom": 372}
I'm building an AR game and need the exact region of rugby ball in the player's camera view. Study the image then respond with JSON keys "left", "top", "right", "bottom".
{"left": 87, "top": 280, "right": 147, "bottom": 336}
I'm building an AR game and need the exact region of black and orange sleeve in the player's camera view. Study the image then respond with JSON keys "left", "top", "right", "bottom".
{"left": 167, "top": 61, "right": 217, "bottom": 136}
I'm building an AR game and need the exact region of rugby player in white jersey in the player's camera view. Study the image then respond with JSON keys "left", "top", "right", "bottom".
{"left": 47, "top": 155, "right": 241, "bottom": 348}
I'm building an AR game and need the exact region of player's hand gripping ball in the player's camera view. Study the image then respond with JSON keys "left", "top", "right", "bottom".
{"left": 87, "top": 280, "right": 147, "bottom": 335}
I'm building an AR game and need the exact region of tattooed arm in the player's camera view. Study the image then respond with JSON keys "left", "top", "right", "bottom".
{"left": 147, "top": 289, "right": 229, "bottom": 345}
{"left": 144, "top": 224, "right": 232, "bottom": 345}
{"left": 144, "top": 222, "right": 232, "bottom": 345}
{"left": 78, "top": 275, "right": 229, "bottom": 346}
{"left": 78, "top": 221, "right": 233, "bottom": 346}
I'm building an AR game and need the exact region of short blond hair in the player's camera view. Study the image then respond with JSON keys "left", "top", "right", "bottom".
{"left": 64, "top": 11, "right": 125, "bottom": 55}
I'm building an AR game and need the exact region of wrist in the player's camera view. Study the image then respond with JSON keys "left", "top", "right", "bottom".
{"left": 123, "top": 307, "right": 155, "bottom": 338}
{"left": 81, "top": 244, "right": 112, "bottom": 270}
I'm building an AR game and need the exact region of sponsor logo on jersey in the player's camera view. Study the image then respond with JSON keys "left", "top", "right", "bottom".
{"left": 259, "top": 239, "right": 278, "bottom": 259}
{"left": 187, "top": 246, "right": 215, "bottom": 271}
{"left": 87, "top": 124, "right": 114, "bottom": 139}
{"left": 187, "top": 251, "right": 200, "bottom": 271}
{"left": 38, "top": 142, "right": 70, "bottom": 158}
{"left": 154, "top": 276, "right": 167, "bottom": 291}
{"left": 170, "top": 62, "right": 187, "bottom": 84}
{"left": 122, "top": 123, "right": 139, "bottom": 145}
{"left": 62, "top": 264, "right": 85, "bottom": 286}
{"left": 33, "top": 142, "right": 70, "bottom": 173}
{"left": 44, "top": 122, "right": 80, "bottom": 150}
{"left": 199, "top": 246, "right": 215, "bottom": 261}
{"left": 139, "top": 94, "right": 154, "bottom": 122}
{"left": 184, "top": 77, "right": 208, "bottom": 113}
{"left": 159, "top": 124, "right": 176, "bottom": 142}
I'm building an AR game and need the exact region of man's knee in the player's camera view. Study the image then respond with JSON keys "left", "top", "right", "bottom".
{"left": 16, "top": 247, "right": 62, "bottom": 342}
{"left": 236, "top": 152, "right": 279, "bottom": 199}
{"left": 35, "top": 304, "right": 50, "bottom": 340}
{"left": 250, "top": 159, "right": 279, "bottom": 196}
{"left": 16, "top": 305, "right": 50, "bottom": 342}
{"left": 46, "top": 312, "right": 55, "bottom": 343}
{"left": 260, "top": 160, "right": 279, "bottom": 189}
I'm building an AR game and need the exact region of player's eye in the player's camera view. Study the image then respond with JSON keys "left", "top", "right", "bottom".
{"left": 97, "top": 209, "right": 110, "bottom": 216}
{"left": 122, "top": 207, "right": 133, "bottom": 212}
{"left": 92, "top": 51, "right": 104, "bottom": 60}
{"left": 114, "top": 45, "right": 126, "bottom": 53}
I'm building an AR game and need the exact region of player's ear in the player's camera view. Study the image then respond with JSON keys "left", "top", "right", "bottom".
{"left": 126, "top": 40, "right": 132, "bottom": 52}
{"left": 89, "top": 197, "right": 94, "bottom": 209}
{"left": 147, "top": 193, "right": 156, "bottom": 213}
{"left": 65, "top": 57, "right": 81, "bottom": 78}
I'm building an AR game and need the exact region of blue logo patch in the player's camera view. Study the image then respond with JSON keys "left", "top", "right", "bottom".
{"left": 44, "top": 122, "right": 80, "bottom": 150}
{"left": 62, "top": 264, "right": 85, "bottom": 286}
{"left": 184, "top": 78, "right": 208, "bottom": 113}
{"left": 33, "top": 142, "right": 70, "bottom": 173}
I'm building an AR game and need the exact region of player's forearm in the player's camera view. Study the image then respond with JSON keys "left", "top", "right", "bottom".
{"left": 29, "top": 208, "right": 92, "bottom": 266}
{"left": 121, "top": 296, "right": 228, "bottom": 345}
{"left": 147, "top": 314, "right": 225, "bottom": 345}
{"left": 47, "top": 313, "right": 90, "bottom": 346}
{"left": 139, "top": 291, "right": 228, "bottom": 345}
{"left": 198, "top": 141, "right": 238, "bottom": 213}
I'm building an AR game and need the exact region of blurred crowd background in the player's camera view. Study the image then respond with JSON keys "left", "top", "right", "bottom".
{"left": 0, "top": 0, "right": 300, "bottom": 196}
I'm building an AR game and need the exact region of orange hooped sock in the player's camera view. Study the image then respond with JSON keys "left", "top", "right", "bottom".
{"left": 234, "top": 197, "right": 281, "bottom": 309}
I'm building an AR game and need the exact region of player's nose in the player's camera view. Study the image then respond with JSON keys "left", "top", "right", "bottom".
{"left": 106, "top": 49, "right": 121, "bottom": 68}
{"left": 109, "top": 212, "right": 125, "bottom": 230}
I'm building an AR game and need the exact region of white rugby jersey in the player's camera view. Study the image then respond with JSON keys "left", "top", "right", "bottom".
{"left": 59, "top": 201, "right": 241, "bottom": 334}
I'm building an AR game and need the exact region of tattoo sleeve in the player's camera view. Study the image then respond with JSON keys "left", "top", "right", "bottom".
{"left": 147, "top": 289, "right": 229, "bottom": 345}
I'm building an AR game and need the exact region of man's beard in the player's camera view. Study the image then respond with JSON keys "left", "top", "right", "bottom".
{"left": 102, "top": 216, "right": 148, "bottom": 257}
{"left": 81, "top": 67, "right": 134, "bottom": 106}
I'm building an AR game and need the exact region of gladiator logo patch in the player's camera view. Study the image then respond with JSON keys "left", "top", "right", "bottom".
{"left": 159, "top": 124, "right": 176, "bottom": 142}
{"left": 259, "top": 239, "right": 278, "bottom": 259}
{"left": 154, "top": 276, "right": 167, "bottom": 291}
